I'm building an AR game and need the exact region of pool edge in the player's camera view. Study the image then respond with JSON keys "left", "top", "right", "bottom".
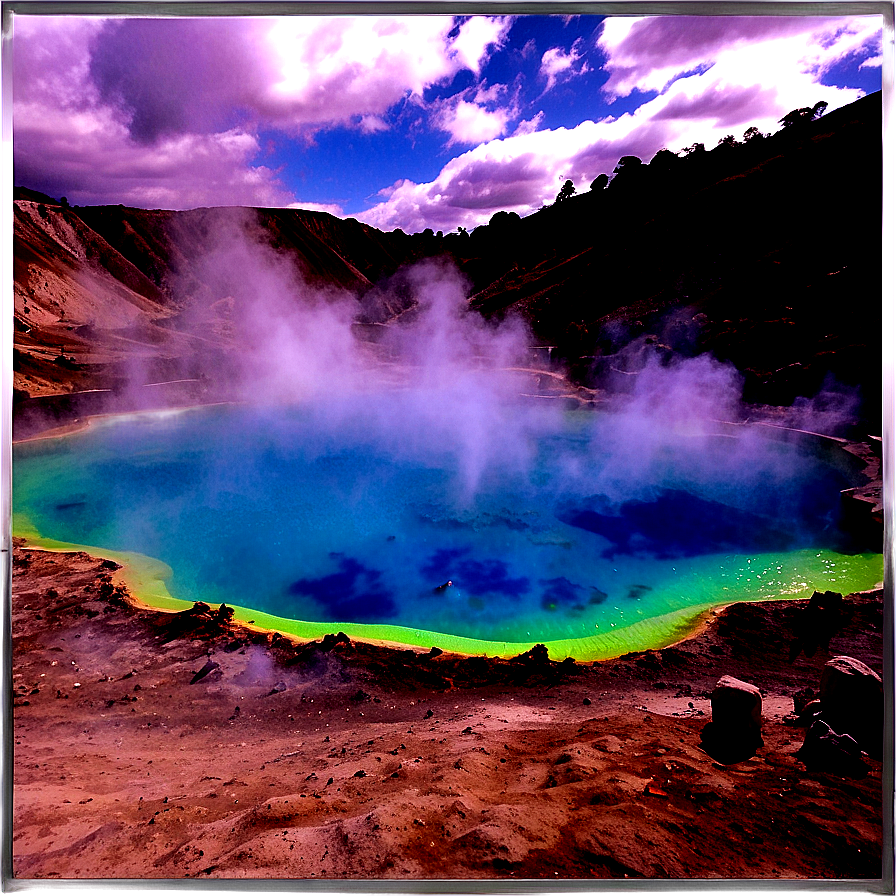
{"left": 7, "top": 523, "right": 794, "bottom": 664}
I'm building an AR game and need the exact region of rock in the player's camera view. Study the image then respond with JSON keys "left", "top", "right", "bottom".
{"left": 795, "top": 699, "right": 824, "bottom": 727}
{"left": 798, "top": 719, "right": 869, "bottom": 778}
{"left": 819, "top": 656, "right": 883, "bottom": 756}
{"left": 512, "top": 643, "right": 550, "bottom": 665}
{"left": 812, "top": 590, "right": 844, "bottom": 611}
{"left": 792, "top": 686, "right": 818, "bottom": 714}
{"left": 700, "top": 675, "right": 763, "bottom": 763}
{"left": 789, "top": 591, "right": 845, "bottom": 659}
{"left": 215, "top": 603, "right": 235, "bottom": 624}
{"left": 713, "top": 675, "right": 762, "bottom": 727}
{"left": 189, "top": 660, "right": 220, "bottom": 685}
{"left": 321, "top": 632, "right": 352, "bottom": 651}
{"left": 160, "top": 601, "right": 219, "bottom": 640}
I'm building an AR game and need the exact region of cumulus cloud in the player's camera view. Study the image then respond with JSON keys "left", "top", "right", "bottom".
{"left": 432, "top": 81, "right": 517, "bottom": 146}
{"left": 286, "top": 201, "right": 345, "bottom": 216}
{"left": 597, "top": 15, "right": 882, "bottom": 100}
{"left": 12, "top": 13, "right": 513, "bottom": 209}
{"left": 263, "top": 16, "right": 511, "bottom": 131}
{"left": 451, "top": 15, "right": 514, "bottom": 73}
{"left": 359, "top": 131, "right": 586, "bottom": 231}
{"left": 84, "top": 16, "right": 514, "bottom": 140}
{"left": 13, "top": 104, "right": 295, "bottom": 209}
{"left": 540, "top": 40, "right": 590, "bottom": 91}
{"left": 88, "top": 18, "right": 271, "bottom": 143}
{"left": 437, "top": 100, "right": 511, "bottom": 145}
{"left": 513, "top": 112, "right": 546, "bottom": 137}
{"left": 360, "top": 15, "right": 881, "bottom": 231}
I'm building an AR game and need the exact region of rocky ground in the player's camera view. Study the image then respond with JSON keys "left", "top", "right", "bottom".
{"left": 10, "top": 540, "right": 886, "bottom": 882}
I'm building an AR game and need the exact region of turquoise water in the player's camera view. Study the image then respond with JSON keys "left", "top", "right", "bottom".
{"left": 13, "top": 402, "right": 883, "bottom": 645}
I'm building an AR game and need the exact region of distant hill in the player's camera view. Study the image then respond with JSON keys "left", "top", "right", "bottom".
{"left": 13, "top": 186, "right": 61, "bottom": 205}
{"left": 12, "top": 92, "right": 882, "bottom": 431}
{"left": 12, "top": 201, "right": 435, "bottom": 402}
{"left": 447, "top": 92, "right": 882, "bottom": 422}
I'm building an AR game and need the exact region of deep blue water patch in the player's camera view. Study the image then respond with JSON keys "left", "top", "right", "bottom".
{"left": 539, "top": 576, "right": 588, "bottom": 613}
{"left": 288, "top": 553, "right": 396, "bottom": 622}
{"left": 625, "top": 584, "right": 654, "bottom": 601}
{"left": 559, "top": 488, "right": 822, "bottom": 559}
{"left": 420, "top": 547, "right": 470, "bottom": 581}
{"left": 420, "top": 547, "right": 529, "bottom": 598}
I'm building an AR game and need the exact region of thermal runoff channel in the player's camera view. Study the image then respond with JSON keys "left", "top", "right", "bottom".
{"left": 12, "top": 263, "right": 884, "bottom": 658}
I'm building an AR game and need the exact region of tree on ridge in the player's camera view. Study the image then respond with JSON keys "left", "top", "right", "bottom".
{"left": 555, "top": 179, "right": 576, "bottom": 203}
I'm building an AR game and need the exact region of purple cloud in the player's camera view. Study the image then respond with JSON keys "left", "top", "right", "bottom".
{"left": 13, "top": 14, "right": 515, "bottom": 210}
{"left": 605, "top": 16, "right": 822, "bottom": 69}
{"left": 599, "top": 15, "right": 882, "bottom": 99}
{"left": 652, "top": 82, "right": 779, "bottom": 127}
{"left": 84, "top": 15, "right": 512, "bottom": 144}
{"left": 89, "top": 19, "right": 272, "bottom": 143}
{"left": 437, "top": 153, "right": 550, "bottom": 210}
{"left": 12, "top": 13, "right": 882, "bottom": 229}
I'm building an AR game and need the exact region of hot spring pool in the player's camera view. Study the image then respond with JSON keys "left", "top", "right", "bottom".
{"left": 12, "top": 401, "right": 883, "bottom": 660}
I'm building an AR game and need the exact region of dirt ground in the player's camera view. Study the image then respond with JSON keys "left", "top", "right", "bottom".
{"left": 9, "top": 540, "right": 886, "bottom": 882}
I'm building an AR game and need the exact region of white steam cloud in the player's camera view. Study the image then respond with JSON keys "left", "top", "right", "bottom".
{"left": 130, "top": 212, "right": 860, "bottom": 516}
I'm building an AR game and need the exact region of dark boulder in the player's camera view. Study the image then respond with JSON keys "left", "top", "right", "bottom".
{"left": 792, "top": 686, "right": 818, "bottom": 715}
{"left": 215, "top": 603, "right": 235, "bottom": 624}
{"left": 700, "top": 675, "right": 763, "bottom": 763}
{"left": 797, "top": 719, "right": 869, "bottom": 778}
{"left": 189, "top": 659, "right": 220, "bottom": 685}
{"left": 512, "top": 643, "right": 550, "bottom": 665}
{"left": 270, "top": 632, "right": 294, "bottom": 651}
{"left": 789, "top": 590, "right": 845, "bottom": 659}
{"left": 795, "top": 698, "right": 825, "bottom": 727}
{"left": 819, "top": 655, "right": 883, "bottom": 756}
{"left": 320, "top": 632, "right": 352, "bottom": 651}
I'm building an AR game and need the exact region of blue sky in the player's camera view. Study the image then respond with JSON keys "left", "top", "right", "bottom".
{"left": 13, "top": 12, "right": 883, "bottom": 232}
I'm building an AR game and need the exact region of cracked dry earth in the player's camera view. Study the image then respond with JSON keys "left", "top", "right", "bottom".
{"left": 11, "top": 543, "right": 884, "bottom": 881}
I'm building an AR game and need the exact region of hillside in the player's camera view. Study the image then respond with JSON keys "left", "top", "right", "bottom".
{"left": 448, "top": 92, "right": 882, "bottom": 424}
{"left": 12, "top": 92, "right": 882, "bottom": 431}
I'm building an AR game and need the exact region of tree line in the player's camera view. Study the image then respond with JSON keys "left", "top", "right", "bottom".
{"left": 552, "top": 100, "right": 829, "bottom": 206}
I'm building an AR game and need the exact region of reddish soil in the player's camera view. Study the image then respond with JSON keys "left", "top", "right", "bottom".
{"left": 10, "top": 541, "right": 885, "bottom": 881}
